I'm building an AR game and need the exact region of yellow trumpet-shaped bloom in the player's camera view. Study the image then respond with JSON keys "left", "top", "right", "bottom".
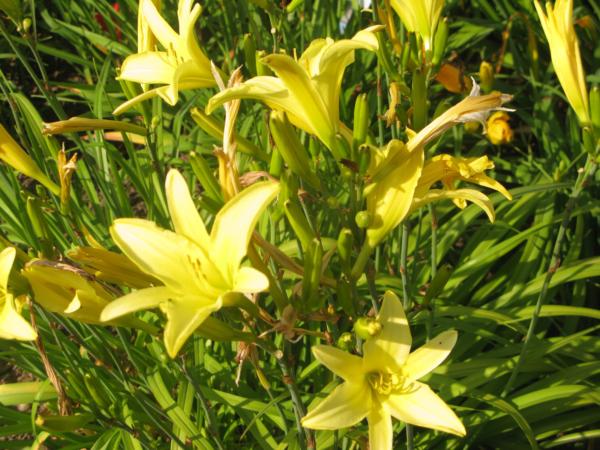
{"left": 206, "top": 26, "right": 382, "bottom": 155}
{"left": 534, "top": 0, "right": 590, "bottom": 124}
{"left": 302, "top": 291, "right": 465, "bottom": 449}
{"left": 390, "top": 0, "right": 444, "bottom": 52}
{"left": 364, "top": 81, "right": 512, "bottom": 248}
{"left": 101, "top": 170, "right": 279, "bottom": 357}
{"left": 114, "top": 0, "right": 214, "bottom": 115}
{"left": 410, "top": 154, "right": 512, "bottom": 220}
{"left": 0, "top": 247, "right": 37, "bottom": 341}
{"left": 0, "top": 123, "right": 60, "bottom": 196}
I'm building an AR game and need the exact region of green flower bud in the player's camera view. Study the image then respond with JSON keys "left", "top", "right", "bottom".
{"left": 354, "top": 317, "right": 383, "bottom": 340}
{"left": 337, "top": 332, "right": 354, "bottom": 351}
{"left": 355, "top": 211, "right": 373, "bottom": 229}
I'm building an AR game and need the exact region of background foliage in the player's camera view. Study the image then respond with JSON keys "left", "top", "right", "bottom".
{"left": 0, "top": 0, "right": 599, "bottom": 448}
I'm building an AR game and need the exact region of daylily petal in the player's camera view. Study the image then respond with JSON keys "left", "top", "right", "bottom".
{"left": 365, "top": 143, "right": 424, "bottom": 248}
{"left": 111, "top": 219, "right": 206, "bottom": 293}
{"left": 363, "top": 291, "right": 412, "bottom": 372}
{"left": 368, "top": 404, "right": 393, "bottom": 450}
{"left": 178, "top": 1, "right": 211, "bottom": 69}
{"left": 313, "top": 26, "right": 381, "bottom": 126}
{"left": 210, "top": 181, "right": 279, "bottom": 282}
{"left": 100, "top": 286, "right": 174, "bottom": 322}
{"left": 411, "top": 188, "right": 495, "bottom": 222}
{"left": 404, "top": 330, "right": 457, "bottom": 381}
{"left": 165, "top": 169, "right": 210, "bottom": 249}
{"left": 312, "top": 345, "right": 365, "bottom": 383}
{"left": 162, "top": 298, "right": 221, "bottom": 357}
{"left": 233, "top": 266, "right": 269, "bottom": 293}
{"left": 261, "top": 54, "right": 333, "bottom": 145}
{"left": 0, "top": 295, "right": 37, "bottom": 341}
{"left": 141, "top": 0, "right": 178, "bottom": 50}
{"left": 301, "top": 382, "right": 370, "bottom": 430}
{"left": 386, "top": 382, "right": 466, "bottom": 436}
{"left": 0, "top": 247, "right": 16, "bottom": 291}
{"left": 119, "top": 52, "right": 175, "bottom": 85}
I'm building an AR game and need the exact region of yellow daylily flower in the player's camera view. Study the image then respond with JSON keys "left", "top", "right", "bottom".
{"left": 101, "top": 170, "right": 279, "bottom": 357}
{"left": 0, "top": 247, "right": 37, "bottom": 341}
{"left": 206, "top": 26, "right": 382, "bottom": 156}
{"left": 0, "top": 123, "right": 60, "bottom": 196}
{"left": 22, "top": 260, "right": 151, "bottom": 330}
{"left": 302, "top": 291, "right": 465, "bottom": 449}
{"left": 534, "top": 0, "right": 590, "bottom": 124}
{"left": 114, "top": 0, "right": 214, "bottom": 115}
{"left": 390, "top": 0, "right": 444, "bottom": 52}
{"left": 363, "top": 81, "right": 513, "bottom": 249}
{"left": 407, "top": 154, "right": 512, "bottom": 221}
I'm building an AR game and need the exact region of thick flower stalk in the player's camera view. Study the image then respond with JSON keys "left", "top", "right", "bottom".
{"left": 390, "top": 0, "right": 444, "bottom": 52}
{"left": 101, "top": 170, "right": 279, "bottom": 357}
{"left": 534, "top": 0, "right": 590, "bottom": 124}
{"left": 206, "top": 26, "right": 381, "bottom": 157}
{"left": 302, "top": 291, "right": 465, "bottom": 449}
{"left": 0, "top": 247, "right": 37, "bottom": 341}
{"left": 114, "top": 0, "right": 215, "bottom": 115}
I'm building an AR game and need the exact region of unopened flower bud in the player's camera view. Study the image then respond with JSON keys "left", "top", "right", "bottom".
{"left": 479, "top": 61, "right": 494, "bottom": 93}
{"left": 337, "top": 332, "right": 354, "bottom": 351}
{"left": 355, "top": 211, "right": 372, "bottom": 229}
{"left": 486, "top": 111, "right": 513, "bottom": 145}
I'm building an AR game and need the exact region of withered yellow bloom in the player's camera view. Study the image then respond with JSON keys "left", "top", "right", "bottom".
{"left": 411, "top": 154, "right": 512, "bottom": 220}
{"left": 0, "top": 247, "right": 37, "bottom": 341}
{"left": 302, "top": 291, "right": 465, "bottom": 450}
{"left": 114, "top": 0, "right": 214, "bottom": 115}
{"left": 0, "top": 123, "right": 60, "bottom": 196}
{"left": 535, "top": 0, "right": 590, "bottom": 124}
{"left": 101, "top": 170, "right": 279, "bottom": 357}
{"left": 207, "top": 27, "right": 381, "bottom": 156}
{"left": 390, "top": 0, "right": 444, "bottom": 52}
{"left": 23, "top": 260, "right": 149, "bottom": 329}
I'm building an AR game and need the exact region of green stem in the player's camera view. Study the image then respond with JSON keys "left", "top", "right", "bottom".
{"left": 277, "top": 346, "right": 314, "bottom": 449}
{"left": 427, "top": 205, "right": 438, "bottom": 341}
{"left": 400, "top": 222, "right": 411, "bottom": 311}
{"left": 502, "top": 155, "right": 597, "bottom": 396}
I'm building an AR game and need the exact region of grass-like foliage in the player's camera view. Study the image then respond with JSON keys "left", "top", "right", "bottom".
{"left": 0, "top": 0, "right": 598, "bottom": 448}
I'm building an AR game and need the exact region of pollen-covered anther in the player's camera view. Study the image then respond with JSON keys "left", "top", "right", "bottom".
{"left": 368, "top": 371, "right": 413, "bottom": 396}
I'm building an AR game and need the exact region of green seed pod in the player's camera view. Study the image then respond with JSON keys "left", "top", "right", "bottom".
{"left": 479, "top": 61, "right": 494, "bottom": 93}
{"left": 354, "top": 317, "right": 382, "bottom": 340}
{"left": 353, "top": 93, "right": 370, "bottom": 154}
{"left": 270, "top": 111, "right": 321, "bottom": 189}
{"left": 336, "top": 332, "right": 354, "bottom": 351}
{"left": 355, "top": 211, "right": 373, "bottom": 229}
{"left": 284, "top": 199, "right": 314, "bottom": 251}
{"left": 337, "top": 228, "right": 353, "bottom": 273}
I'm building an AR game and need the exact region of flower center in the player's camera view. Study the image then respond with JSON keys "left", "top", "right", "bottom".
{"left": 367, "top": 371, "right": 414, "bottom": 397}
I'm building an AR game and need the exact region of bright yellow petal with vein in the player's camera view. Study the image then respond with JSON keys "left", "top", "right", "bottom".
{"left": 111, "top": 219, "right": 203, "bottom": 293}
{"left": 368, "top": 405, "right": 393, "bottom": 450}
{"left": 404, "top": 330, "right": 457, "bottom": 381}
{"left": 312, "top": 345, "right": 364, "bottom": 383}
{"left": 261, "top": 54, "right": 333, "bottom": 144}
{"left": 366, "top": 144, "right": 424, "bottom": 248}
{"left": 162, "top": 299, "right": 221, "bottom": 358}
{"left": 210, "top": 181, "right": 279, "bottom": 282}
{"left": 386, "top": 382, "right": 466, "bottom": 436}
{"left": 301, "top": 382, "right": 370, "bottom": 430}
{"left": 119, "top": 52, "right": 174, "bottom": 85}
{"left": 165, "top": 169, "right": 210, "bottom": 249}
{"left": 233, "top": 267, "right": 269, "bottom": 293}
{"left": 363, "top": 291, "right": 411, "bottom": 373}
{"left": 141, "top": 0, "right": 178, "bottom": 50}
{"left": 100, "top": 286, "right": 174, "bottom": 322}
{"left": 411, "top": 188, "right": 495, "bottom": 222}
